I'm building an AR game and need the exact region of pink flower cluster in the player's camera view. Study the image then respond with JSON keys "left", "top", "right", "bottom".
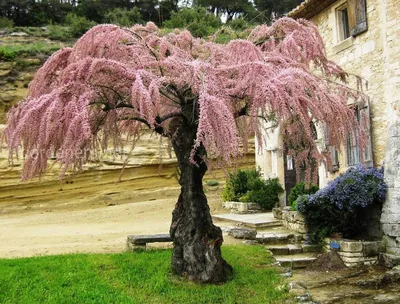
{"left": 5, "top": 18, "right": 366, "bottom": 179}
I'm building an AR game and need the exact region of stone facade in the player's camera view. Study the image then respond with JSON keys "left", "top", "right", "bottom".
{"left": 294, "top": 0, "right": 400, "bottom": 262}
{"left": 256, "top": 0, "right": 400, "bottom": 262}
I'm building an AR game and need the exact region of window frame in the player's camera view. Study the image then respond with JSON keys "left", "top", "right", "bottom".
{"left": 336, "top": 4, "right": 351, "bottom": 42}
{"left": 346, "top": 101, "right": 373, "bottom": 167}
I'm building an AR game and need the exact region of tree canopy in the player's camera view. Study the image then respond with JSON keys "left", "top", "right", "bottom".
{"left": 5, "top": 18, "right": 361, "bottom": 180}
{"left": 0, "top": 0, "right": 302, "bottom": 27}
{"left": 4, "top": 18, "right": 365, "bottom": 283}
{"left": 254, "top": 0, "right": 303, "bottom": 23}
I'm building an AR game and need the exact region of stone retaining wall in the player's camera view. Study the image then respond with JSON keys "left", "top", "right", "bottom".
{"left": 222, "top": 201, "right": 262, "bottom": 214}
{"left": 324, "top": 238, "right": 382, "bottom": 267}
{"left": 274, "top": 207, "right": 307, "bottom": 235}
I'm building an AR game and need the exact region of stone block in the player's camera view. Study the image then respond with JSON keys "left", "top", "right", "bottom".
{"left": 363, "top": 260, "right": 378, "bottom": 266}
{"left": 340, "top": 256, "right": 375, "bottom": 264}
{"left": 298, "top": 224, "right": 307, "bottom": 234}
{"left": 379, "top": 253, "right": 400, "bottom": 268}
{"left": 339, "top": 240, "right": 363, "bottom": 252}
{"left": 228, "top": 228, "right": 257, "bottom": 240}
{"left": 302, "top": 244, "right": 322, "bottom": 253}
{"left": 293, "top": 212, "right": 305, "bottom": 222}
{"left": 382, "top": 189, "right": 400, "bottom": 212}
{"left": 281, "top": 210, "right": 290, "bottom": 221}
{"left": 272, "top": 208, "right": 282, "bottom": 219}
{"left": 382, "top": 235, "right": 399, "bottom": 250}
{"left": 387, "top": 122, "right": 400, "bottom": 137}
{"left": 338, "top": 251, "right": 364, "bottom": 258}
{"left": 381, "top": 212, "right": 400, "bottom": 224}
{"left": 127, "top": 234, "right": 172, "bottom": 245}
{"left": 382, "top": 224, "right": 400, "bottom": 237}
{"left": 363, "top": 241, "right": 381, "bottom": 257}
{"left": 344, "top": 262, "right": 362, "bottom": 267}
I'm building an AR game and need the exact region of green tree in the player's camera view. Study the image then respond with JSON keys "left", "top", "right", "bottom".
{"left": 104, "top": 7, "right": 143, "bottom": 27}
{"left": 65, "top": 12, "right": 95, "bottom": 37}
{"left": 254, "top": 0, "right": 303, "bottom": 24}
{"left": 194, "top": 0, "right": 257, "bottom": 22}
{"left": 163, "top": 7, "right": 221, "bottom": 37}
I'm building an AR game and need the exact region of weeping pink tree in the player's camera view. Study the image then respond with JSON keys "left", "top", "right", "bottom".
{"left": 5, "top": 19, "right": 363, "bottom": 283}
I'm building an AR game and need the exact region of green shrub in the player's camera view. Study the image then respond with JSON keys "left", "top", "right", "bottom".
{"left": 222, "top": 169, "right": 283, "bottom": 210}
{"left": 227, "top": 18, "right": 249, "bottom": 31}
{"left": 0, "top": 43, "right": 61, "bottom": 61}
{"left": 297, "top": 165, "right": 387, "bottom": 244}
{"left": 288, "top": 182, "right": 319, "bottom": 210}
{"left": 163, "top": 7, "right": 221, "bottom": 38}
{"left": 65, "top": 13, "right": 96, "bottom": 37}
{"left": 47, "top": 25, "right": 71, "bottom": 41}
{"left": 104, "top": 7, "right": 143, "bottom": 27}
{"left": 0, "top": 17, "right": 14, "bottom": 29}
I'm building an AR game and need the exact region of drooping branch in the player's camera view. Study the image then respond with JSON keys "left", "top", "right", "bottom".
{"left": 5, "top": 18, "right": 365, "bottom": 180}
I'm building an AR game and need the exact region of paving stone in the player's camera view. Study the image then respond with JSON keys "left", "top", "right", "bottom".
{"left": 228, "top": 228, "right": 257, "bottom": 239}
{"left": 302, "top": 244, "right": 323, "bottom": 253}
{"left": 274, "top": 254, "right": 317, "bottom": 268}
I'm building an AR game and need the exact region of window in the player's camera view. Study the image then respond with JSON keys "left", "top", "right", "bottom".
{"left": 334, "top": 0, "right": 368, "bottom": 44}
{"left": 346, "top": 102, "right": 373, "bottom": 167}
{"left": 337, "top": 6, "right": 350, "bottom": 41}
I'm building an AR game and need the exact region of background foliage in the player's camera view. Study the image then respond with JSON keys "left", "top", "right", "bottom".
{"left": 288, "top": 182, "right": 319, "bottom": 210}
{"left": 0, "top": 0, "right": 302, "bottom": 28}
{"left": 222, "top": 169, "right": 284, "bottom": 210}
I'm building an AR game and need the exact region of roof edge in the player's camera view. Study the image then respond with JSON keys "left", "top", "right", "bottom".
{"left": 288, "top": 0, "right": 339, "bottom": 19}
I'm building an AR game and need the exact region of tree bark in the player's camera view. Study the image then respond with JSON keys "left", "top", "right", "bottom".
{"left": 169, "top": 125, "right": 233, "bottom": 284}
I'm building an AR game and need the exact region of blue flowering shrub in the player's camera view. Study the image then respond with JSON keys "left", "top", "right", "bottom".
{"left": 297, "top": 165, "right": 387, "bottom": 243}
{"left": 288, "top": 182, "right": 319, "bottom": 211}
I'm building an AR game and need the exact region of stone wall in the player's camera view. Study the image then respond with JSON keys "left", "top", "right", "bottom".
{"left": 256, "top": 0, "right": 397, "bottom": 194}
{"left": 380, "top": 0, "right": 400, "bottom": 260}
{"left": 310, "top": 0, "right": 387, "bottom": 174}
{"left": 276, "top": 207, "right": 307, "bottom": 235}
{"left": 324, "top": 238, "right": 382, "bottom": 267}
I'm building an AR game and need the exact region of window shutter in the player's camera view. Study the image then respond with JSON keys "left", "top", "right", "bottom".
{"left": 359, "top": 100, "right": 373, "bottom": 166}
{"left": 348, "top": 0, "right": 368, "bottom": 37}
{"left": 324, "top": 124, "right": 339, "bottom": 172}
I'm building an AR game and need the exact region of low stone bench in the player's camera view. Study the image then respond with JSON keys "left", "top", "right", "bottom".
{"left": 126, "top": 234, "right": 172, "bottom": 251}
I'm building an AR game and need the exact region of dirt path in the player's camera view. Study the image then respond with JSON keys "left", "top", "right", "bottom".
{"left": 0, "top": 129, "right": 254, "bottom": 258}
{"left": 0, "top": 187, "right": 233, "bottom": 258}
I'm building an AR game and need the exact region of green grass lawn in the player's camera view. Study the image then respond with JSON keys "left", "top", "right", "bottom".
{"left": 0, "top": 245, "right": 289, "bottom": 304}
{"left": 0, "top": 42, "right": 62, "bottom": 61}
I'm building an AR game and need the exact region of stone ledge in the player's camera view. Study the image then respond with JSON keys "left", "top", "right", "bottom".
{"left": 379, "top": 253, "right": 400, "bottom": 268}
{"left": 222, "top": 201, "right": 262, "bottom": 214}
{"left": 126, "top": 234, "right": 172, "bottom": 251}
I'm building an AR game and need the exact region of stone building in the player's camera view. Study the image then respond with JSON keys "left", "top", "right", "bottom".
{"left": 255, "top": 0, "right": 400, "bottom": 264}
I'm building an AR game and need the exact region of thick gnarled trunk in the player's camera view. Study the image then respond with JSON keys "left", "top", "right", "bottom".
{"left": 170, "top": 126, "right": 233, "bottom": 284}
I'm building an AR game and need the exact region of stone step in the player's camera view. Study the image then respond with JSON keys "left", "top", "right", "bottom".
{"left": 274, "top": 254, "right": 318, "bottom": 269}
{"left": 266, "top": 244, "right": 303, "bottom": 255}
{"left": 212, "top": 213, "right": 283, "bottom": 229}
{"left": 266, "top": 244, "right": 323, "bottom": 255}
{"left": 256, "top": 232, "right": 303, "bottom": 244}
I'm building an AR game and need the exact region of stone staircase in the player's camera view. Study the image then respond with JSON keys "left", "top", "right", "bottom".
{"left": 256, "top": 226, "right": 321, "bottom": 269}
{"left": 216, "top": 212, "right": 323, "bottom": 269}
